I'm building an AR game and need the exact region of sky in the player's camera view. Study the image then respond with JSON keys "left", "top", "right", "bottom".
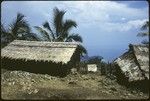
{"left": 1, "top": 1, "right": 149, "bottom": 62}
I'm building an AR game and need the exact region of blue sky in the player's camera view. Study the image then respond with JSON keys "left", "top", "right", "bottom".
{"left": 1, "top": 1, "right": 149, "bottom": 62}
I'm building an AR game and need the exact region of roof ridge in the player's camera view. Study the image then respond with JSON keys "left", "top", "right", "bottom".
{"left": 13, "top": 40, "right": 80, "bottom": 45}
{"left": 129, "top": 44, "right": 148, "bottom": 47}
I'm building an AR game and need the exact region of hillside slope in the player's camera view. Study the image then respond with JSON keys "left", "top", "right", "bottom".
{"left": 1, "top": 69, "right": 148, "bottom": 100}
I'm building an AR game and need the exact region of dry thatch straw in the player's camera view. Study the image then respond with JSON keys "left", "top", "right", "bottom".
{"left": 1, "top": 40, "right": 80, "bottom": 64}
{"left": 114, "top": 44, "right": 149, "bottom": 82}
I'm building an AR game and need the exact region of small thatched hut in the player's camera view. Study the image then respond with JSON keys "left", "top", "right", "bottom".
{"left": 1, "top": 40, "right": 81, "bottom": 77}
{"left": 114, "top": 44, "right": 149, "bottom": 90}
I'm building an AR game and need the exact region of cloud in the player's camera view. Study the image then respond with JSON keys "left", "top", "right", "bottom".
{"left": 127, "top": 19, "right": 147, "bottom": 28}
{"left": 121, "top": 18, "right": 126, "bottom": 21}
{"left": 2, "top": 2, "right": 148, "bottom": 20}
{"left": 97, "top": 19, "right": 148, "bottom": 32}
{"left": 2, "top": 1, "right": 148, "bottom": 32}
{"left": 55, "top": 1, "right": 148, "bottom": 32}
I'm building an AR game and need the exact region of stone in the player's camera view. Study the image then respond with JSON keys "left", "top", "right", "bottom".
{"left": 110, "top": 87, "right": 117, "bottom": 91}
{"left": 68, "top": 81, "right": 77, "bottom": 85}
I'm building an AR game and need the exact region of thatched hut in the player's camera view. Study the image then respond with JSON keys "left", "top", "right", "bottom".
{"left": 114, "top": 44, "right": 149, "bottom": 90}
{"left": 87, "top": 64, "right": 97, "bottom": 72}
{"left": 1, "top": 40, "right": 81, "bottom": 77}
{"left": 77, "top": 64, "right": 98, "bottom": 74}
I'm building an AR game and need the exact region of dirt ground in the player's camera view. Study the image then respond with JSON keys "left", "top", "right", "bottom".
{"left": 1, "top": 69, "right": 149, "bottom": 100}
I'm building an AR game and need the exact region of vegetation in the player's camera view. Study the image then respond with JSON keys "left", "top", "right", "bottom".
{"left": 1, "top": 13, "right": 38, "bottom": 48}
{"left": 34, "top": 7, "right": 87, "bottom": 56}
{"left": 85, "top": 56, "right": 107, "bottom": 75}
{"left": 137, "top": 21, "right": 149, "bottom": 44}
{"left": 79, "top": 55, "right": 115, "bottom": 77}
{"left": 87, "top": 56, "right": 103, "bottom": 64}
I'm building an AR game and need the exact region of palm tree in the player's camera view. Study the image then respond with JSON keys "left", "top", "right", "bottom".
{"left": 1, "top": 13, "right": 39, "bottom": 47}
{"left": 34, "top": 7, "right": 87, "bottom": 56}
{"left": 137, "top": 21, "right": 149, "bottom": 44}
{"left": 1, "top": 24, "right": 12, "bottom": 47}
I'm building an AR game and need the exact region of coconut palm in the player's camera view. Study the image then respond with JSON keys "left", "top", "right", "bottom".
{"left": 1, "top": 24, "right": 12, "bottom": 47}
{"left": 1, "top": 13, "right": 39, "bottom": 47}
{"left": 137, "top": 21, "right": 149, "bottom": 44}
{"left": 34, "top": 7, "right": 87, "bottom": 56}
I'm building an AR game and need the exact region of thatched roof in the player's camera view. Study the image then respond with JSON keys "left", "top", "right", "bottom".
{"left": 1, "top": 40, "right": 80, "bottom": 64}
{"left": 114, "top": 44, "right": 149, "bottom": 82}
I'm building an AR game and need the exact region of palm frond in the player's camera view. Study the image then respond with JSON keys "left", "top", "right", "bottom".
{"left": 10, "top": 13, "right": 31, "bottom": 38}
{"left": 16, "top": 14, "right": 31, "bottom": 33}
{"left": 78, "top": 45, "right": 88, "bottom": 57}
{"left": 53, "top": 7, "right": 66, "bottom": 37}
{"left": 43, "top": 21, "right": 55, "bottom": 40}
{"left": 1, "top": 24, "right": 8, "bottom": 35}
{"left": 61, "top": 20, "right": 77, "bottom": 40}
{"left": 29, "top": 33, "right": 40, "bottom": 41}
{"left": 23, "top": 33, "right": 40, "bottom": 41}
{"left": 137, "top": 32, "right": 149, "bottom": 37}
{"left": 1, "top": 24, "right": 14, "bottom": 46}
{"left": 1, "top": 24, "right": 8, "bottom": 38}
{"left": 16, "top": 13, "right": 25, "bottom": 22}
{"left": 34, "top": 26, "right": 51, "bottom": 41}
{"left": 55, "top": 34, "right": 64, "bottom": 42}
{"left": 141, "top": 39, "right": 149, "bottom": 45}
{"left": 63, "top": 20, "right": 77, "bottom": 32}
{"left": 66, "top": 34, "right": 83, "bottom": 42}
{"left": 141, "top": 21, "right": 149, "bottom": 30}
{"left": 17, "top": 26, "right": 30, "bottom": 34}
{"left": 9, "top": 21, "right": 19, "bottom": 38}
